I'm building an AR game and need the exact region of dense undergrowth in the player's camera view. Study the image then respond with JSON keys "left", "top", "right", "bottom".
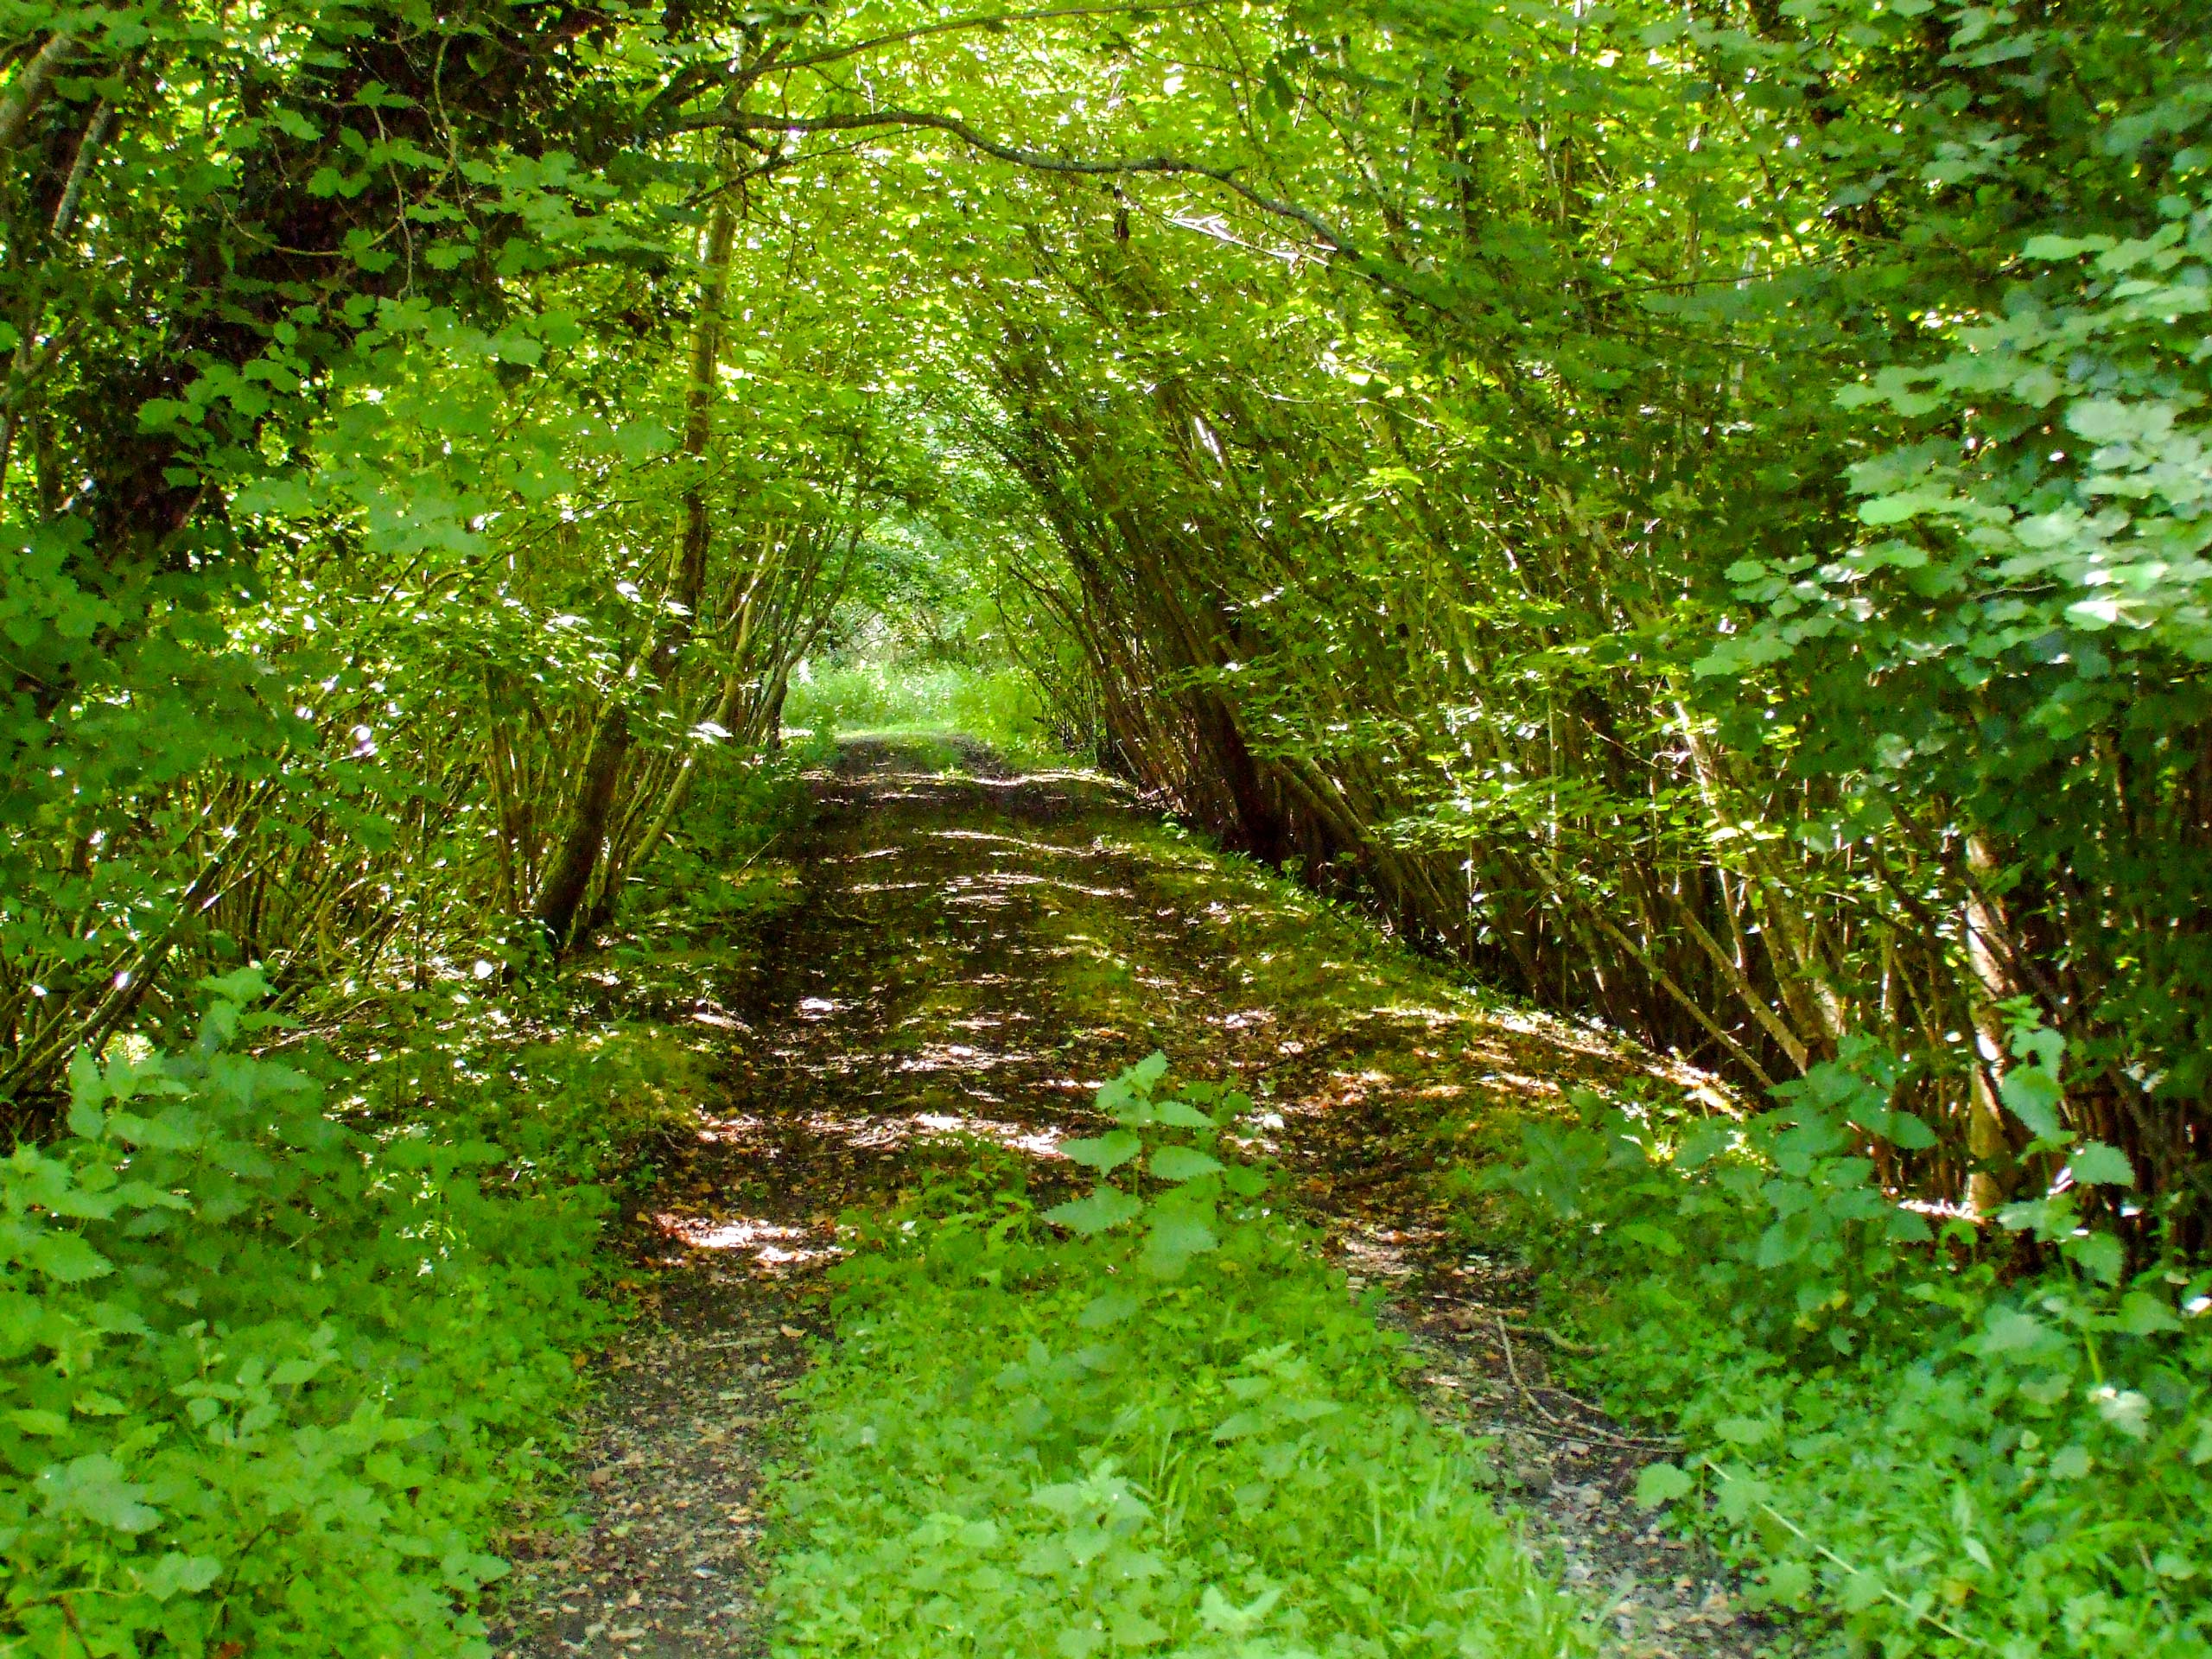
{"left": 0, "top": 748, "right": 814, "bottom": 1656}
{"left": 1078, "top": 823, "right": 2212, "bottom": 1657}
{"left": 0, "top": 977, "right": 610, "bottom": 1656}
{"left": 771, "top": 1055, "right": 1580, "bottom": 1659}
{"left": 1476, "top": 1050, "right": 2212, "bottom": 1658}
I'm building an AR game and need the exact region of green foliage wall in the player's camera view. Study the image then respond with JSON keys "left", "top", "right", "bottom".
{"left": 0, "top": 975, "right": 610, "bottom": 1654}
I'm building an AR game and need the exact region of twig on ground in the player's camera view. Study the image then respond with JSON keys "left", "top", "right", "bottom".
{"left": 1497, "top": 1317, "right": 1569, "bottom": 1427}
{"left": 1491, "top": 1317, "right": 1675, "bottom": 1451}
{"left": 1501, "top": 1320, "right": 1599, "bottom": 1357}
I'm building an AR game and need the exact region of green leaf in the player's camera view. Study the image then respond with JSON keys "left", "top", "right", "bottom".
{"left": 2021, "top": 233, "right": 2113, "bottom": 259}
{"left": 2064, "top": 1230, "right": 2125, "bottom": 1287}
{"left": 1634, "top": 1462, "right": 1694, "bottom": 1508}
{"left": 1077, "top": 1291, "right": 1141, "bottom": 1328}
{"left": 1879, "top": 1110, "right": 1938, "bottom": 1152}
{"left": 66, "top": 1050, "right": 108, "bottom": 1140}
{"left": 2094, "top": 1388, "right": 2151, "bottom": 1440}
{"left": 2068, "top": 1142, "right": 2133, "bottom": 1187}
{"left": 1618, "top": 1221, "right": 1682, "bottom": 1257}
{"left": 1062, "top": 1132, "right": 1141, "bottom": 1173}
{"left": 1885, "top": 1206, "right": 1935, "bottom": 1244}
{"left": 27, "top": 1231, "right": 111, "bottom": 1283}
{"left": 2117, "top": 1291, "right": 2182, "bottom": 1335}
{"left": 1141, "top": 1210, "right": 1217, "bottom": 1278}
{"left": 1761, "top": 1560, "right": 1815, "bottom": 1605}
{"left": 1041, "top": 1186, "right": 1143, "bottom": 1236}
{"left": 1198, "top": 1584, "right": 1281, "bottom": 1634}
{"left": 1149, "top": 1145, "right": 1223, "bottom": 1182}
{"left": 39, "top": 1453, "right": 160, "bottom": 1532}
{"left": 1980, "top": 1308, "right": 2052, "bottom": 1354}
{"left": 1221, "top": 1163, "right": 1269, "bottom": 1198}
{"left": 1999, "top": 1066, "right": 2066, "bottom": 1141}
{"left": 133, "top": 1552, "right": 223, "bottom": 1602}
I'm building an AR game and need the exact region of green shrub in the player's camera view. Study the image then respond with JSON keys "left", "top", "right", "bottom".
{"left": 771, "top": 1055, "right": 1584, "bottom": 1659}
{"left": 1487, "top": 1037, "right": 2212, "bottom": 1656}
{"left": 0, "top": 973, "right": 609, "bottom": 1656}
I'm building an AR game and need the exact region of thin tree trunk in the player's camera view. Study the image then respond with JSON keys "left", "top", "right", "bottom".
{"left": 530, "top": 170, "right": 739, "bottom": 950}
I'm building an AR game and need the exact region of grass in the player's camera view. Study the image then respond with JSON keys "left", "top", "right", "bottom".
{"left": 767, "top": 1062, "right": 1586, "bottom": 1659}
{"left": 783, "top": 662, "right": 1066, "bottom": 762}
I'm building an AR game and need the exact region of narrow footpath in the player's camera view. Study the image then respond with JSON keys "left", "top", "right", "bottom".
{"left": 494, "top": 741, "right": 1771, "bottom": 1659}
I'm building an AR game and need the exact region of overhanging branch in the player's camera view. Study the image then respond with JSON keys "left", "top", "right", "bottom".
{"left": 775, "top": 0, "right": 1225, "bottom": 77}
{"left": 674, "top": 104, "right": 1368, "bottom": 270}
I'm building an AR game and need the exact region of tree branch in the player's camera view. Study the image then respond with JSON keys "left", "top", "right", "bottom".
{"left": 773, "top": 0, "right": 1223, "bottom": 77}
{"left": 0, "top": 30, "right": 74, "bottom": 156}
{"left": 677, "top": 105, "right": 1367, "bottom": 267}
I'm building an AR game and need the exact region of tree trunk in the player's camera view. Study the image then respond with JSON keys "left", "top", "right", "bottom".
{"left": 527, "top": 170, "right": 739, "bottom": 951}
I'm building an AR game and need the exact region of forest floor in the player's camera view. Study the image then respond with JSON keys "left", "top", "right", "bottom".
{"left": 490, "top": 739, "right": 1778, "bottom": 1659}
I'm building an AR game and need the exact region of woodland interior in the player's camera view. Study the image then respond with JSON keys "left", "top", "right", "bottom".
{"left": 1, "top": 2, "right": 2210, "bottom": 1656}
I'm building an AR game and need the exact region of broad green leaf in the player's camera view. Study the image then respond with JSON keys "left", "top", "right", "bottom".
{"left": 1062, "top": 1132, "right": 1141, "bottom": 1173}
{"left": 1141, "top": 1210, "right": 1217, "bottom": 1279}
{"left": 40, "top": 1453, "right": 161, "bottom": 1532}
{"left": 1042, "top": 1187, "right": 1143, "bottom": 1236}
{"left": 1999, "top": 1066, "right": 2066, "bottom": 1141}
{"left": 1149, "top": 1145, "right": 1223, "bottom": 1182}
{"left": 1198, "top": 1584, "right": 1281, "bottom": 1634}
{"left": 1762, "top": 1560, "right": 1815, "bottom": 1605}
{"left": 134, "top": 1552, "right": 223, "bottom": 1602}
{"left": 28, "top": 1232, "right": 111, "bottom": 1283}
{"left": 1634, "top": 1462, "right": 1694, "bottom": 1508}
{"left": 2118, "top": 1292, "right": 2182, "bottom": 1335}
{"left": 2068, "top": 1142, "right": 2134, "bottom": 1187}
{"left": 2065, "top": 1230, "right": 2126, "bottom": 1286}
{"left": 1077, "top": 1291, "right": 1141, "bottom": 1328}
{"left": 1715, "top": 1415, "right": 1775, "bottom": 1446}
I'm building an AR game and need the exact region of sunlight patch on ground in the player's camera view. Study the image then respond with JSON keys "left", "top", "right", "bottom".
{"left": 927, "top": 828, "right": 1108, "bottom": 858}
{"left": 653, "top": 1213, "right": 837, "bottom": 1270}
{"left": 789, "top": 1109, "right": 1068, "bottom": 1160}
{"left": 1211, "top": 1008, "right": 1275, "bottom": 1030}
{"left": 893, "top": 1040, "right": 1043, "bottom": 1075}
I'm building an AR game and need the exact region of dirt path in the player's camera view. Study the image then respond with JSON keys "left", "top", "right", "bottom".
{"left": 493, "top": 742, "right": 1774, "bottom": 1658}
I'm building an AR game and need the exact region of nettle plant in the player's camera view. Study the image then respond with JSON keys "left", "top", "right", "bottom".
{"left": 776, "top": 1057, "right": 1580, "bottom": 1659}
{"left": 0, "top": 972, "right": 605, "bottom": 1656}
{"left": 1501, "top": 1028, "right": 2151, "bottom": 1366}
{"left": 1495, "top": 1035, "right": 2211, "bottom": 1654}
{"left": 1039, "top": 1052, "right": 1274, "bottom": 1279}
